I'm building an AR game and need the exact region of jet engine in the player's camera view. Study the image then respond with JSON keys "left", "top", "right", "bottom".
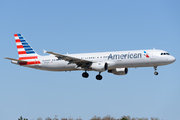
{"left": 90, "top": 62, "right": 108, "bottom": 72}
{"left": 108, "top": 68, "right": 128, "bottom": 75}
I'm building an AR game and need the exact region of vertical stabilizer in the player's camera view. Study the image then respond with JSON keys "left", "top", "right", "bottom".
{"left": 14, "top": 34, "right": 39, "bottom": 58}
{"left": 14, "top": 34, "right": 41, "bottom": 65}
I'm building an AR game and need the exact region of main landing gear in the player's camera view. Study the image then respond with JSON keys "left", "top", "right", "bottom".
{"left": 82, "top": 71, "right": 103, "bottom": 80}
{"left": 154, "top": 66, "right": 158, "bottom": 75}
{"left": 96, "top": 72, "right": 102, "bottom": 80}
{"left": 82, "top": 72, "right": 89, "bottom": 78}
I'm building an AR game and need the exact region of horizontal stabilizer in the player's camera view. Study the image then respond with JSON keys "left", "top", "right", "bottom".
{"left": 4, "top": 57, "right": 27, "bottom": 63}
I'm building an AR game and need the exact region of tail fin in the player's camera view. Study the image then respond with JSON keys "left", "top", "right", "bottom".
{"left": 14, "top": 34, "right": 39, "bottom": 58}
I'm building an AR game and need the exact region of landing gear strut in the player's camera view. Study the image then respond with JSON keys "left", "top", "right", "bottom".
{"left": 96, "top": 72, "right": 102, "bottom": 80}
{"left": 82, "top": 72, "right": 89, "bottom": 78}
{"left": 154, "top": 66, "right": 158, "bottom": 75}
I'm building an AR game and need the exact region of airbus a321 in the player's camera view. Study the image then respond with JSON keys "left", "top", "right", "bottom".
{"left": 5, "top": 34, "right": 176, "bottom": 80}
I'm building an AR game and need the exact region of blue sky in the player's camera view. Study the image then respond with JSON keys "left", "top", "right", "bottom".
{"left": 1, "top": 0, "right": 180, "bottom": 120}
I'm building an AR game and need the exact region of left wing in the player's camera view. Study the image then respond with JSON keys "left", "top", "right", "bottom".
{"left": 45, "top": 50, "right": 92, "bottom": 68}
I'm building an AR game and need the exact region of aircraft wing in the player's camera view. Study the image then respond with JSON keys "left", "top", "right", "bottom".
{"left": 45, "top": 51, "right": 92, "bottom": 68}
{"left": 4, "top": 57, "right": 27, "bottom": 63}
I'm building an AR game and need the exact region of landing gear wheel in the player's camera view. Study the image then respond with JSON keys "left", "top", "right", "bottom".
{"left": 153, "top": 66, "right": 158, "bottom": 75}
{"left": 154, "top": 72, "right": 158, "bottom": 75}
{"left": 96, "top": 75, "right": 102, "bottom": 80}
{"left": 82, "top": 72, "right": 89, "bottom": 78}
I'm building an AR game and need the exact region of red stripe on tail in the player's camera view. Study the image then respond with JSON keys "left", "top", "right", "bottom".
{"left": 15, "top": 39, "right": 21, "bottom": 42}
{"left": 19, "top": 56, "right": 38, "bottom": 60}
{"left": 18, "top": 51, "right": 27, "bottom": 54}
{"left": 17, "top": 45, "right": 24, "bottom": 49}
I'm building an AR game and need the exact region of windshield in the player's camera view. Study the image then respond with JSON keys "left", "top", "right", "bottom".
{"left": 161, "top": 53, "right": 170, "bottom": 55}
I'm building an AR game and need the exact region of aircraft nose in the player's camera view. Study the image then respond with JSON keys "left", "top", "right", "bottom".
{"left": 168, "top": 56, "right": 176, "bottom": 63}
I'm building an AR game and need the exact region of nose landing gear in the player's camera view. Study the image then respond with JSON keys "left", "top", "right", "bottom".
{"left": 154, "top": 66, "right": 158, "bottom": 75}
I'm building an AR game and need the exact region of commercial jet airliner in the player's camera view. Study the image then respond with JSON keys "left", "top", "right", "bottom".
{"left": 5, "top": 34, "right": 176, "bottom": 80}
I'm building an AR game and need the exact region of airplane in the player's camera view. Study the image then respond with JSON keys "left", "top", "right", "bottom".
{"left": 5, "top": 34, "right": 176, "bottom": 80}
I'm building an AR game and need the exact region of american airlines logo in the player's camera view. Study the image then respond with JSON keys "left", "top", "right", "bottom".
{"left": 108, "top": 53, "right": 142, "bottom": 60}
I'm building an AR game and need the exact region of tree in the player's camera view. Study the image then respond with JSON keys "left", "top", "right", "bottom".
{"left": 37, "top": 117, "right": 43, "bottom": 120}
{"left": 91, "top": 115, "right": 101, "bottom": 120}
{"left": 18, "top": 116, "right": 28, "bottom": 120}
{"left": 45, "top": 117, "right": 52, "bottom": 120}
{"left": 61, "top": 118, "right": 67, "bottom": 120}
{"left": 151, "top": 118, "right": 159, "bottom": 120}
{"left": 18, "top": 116, "right": 23, "bottom": 120}
{"left": 102, "top": 115, "right": 116, "bottom": 120}
{"left": 76, "top": 117, "right": 82, "bottom": 120}
{"left": 120, "top": 118, "right": 128, "bottom": 120}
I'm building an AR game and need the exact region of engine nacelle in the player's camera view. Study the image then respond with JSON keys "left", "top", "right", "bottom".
{"left": 108, "top": 68, "right": 128, "bottom": 75}
{"left": 90, "top": 62, "right": 108, "bottom": 72}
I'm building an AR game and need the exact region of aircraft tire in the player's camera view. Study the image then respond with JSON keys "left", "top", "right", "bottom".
{"left": 154, "top": 72, "right": 158, "bottom": 75}
{"left": 96, "top": 75, "right": 102, "bottom": 80}
{"left": 82, "top": 72, "right": 89, "bottom": 78}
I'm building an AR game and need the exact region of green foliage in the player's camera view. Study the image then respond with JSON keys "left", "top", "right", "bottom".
{"left": 18, "top": 116, "right": 28, "bottom": 120}
{"left": 119, "top": 115, "right": 131, "bottom": 120}
{"left": 120, "top": 118, "right": 128, "bottom": 120}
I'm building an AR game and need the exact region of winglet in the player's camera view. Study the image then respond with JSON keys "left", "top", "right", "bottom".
{"left": 43, "top": 49, "right": 47, "bottom": 54}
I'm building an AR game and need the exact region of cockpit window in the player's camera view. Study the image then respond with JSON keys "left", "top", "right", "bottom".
{"left": 161, "top": 53, "right": 170, "bottom": 55}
